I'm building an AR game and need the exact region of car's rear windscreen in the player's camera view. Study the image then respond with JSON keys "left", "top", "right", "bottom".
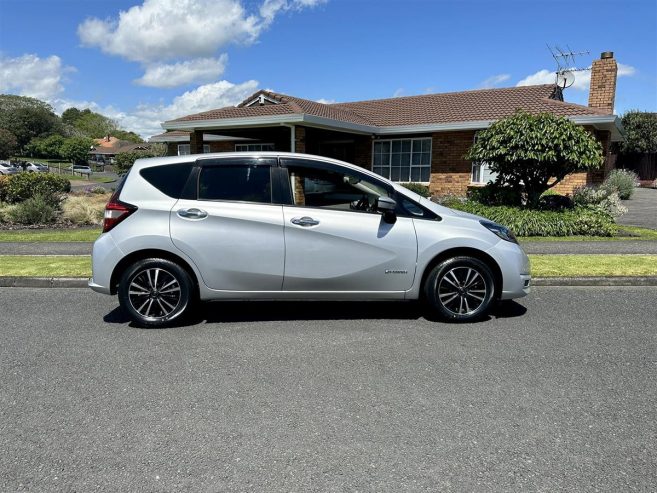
{"left": 140, "top": 163, "right": 193, "bottom": 198}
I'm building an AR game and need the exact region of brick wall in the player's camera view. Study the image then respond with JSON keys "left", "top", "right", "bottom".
{"left": 588, "top": 52, "right": 617, "bottom": 114}
{"left": 429, "top": 130, "right": 476, "bottom": 196}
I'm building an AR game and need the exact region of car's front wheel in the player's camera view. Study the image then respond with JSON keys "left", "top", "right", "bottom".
{"left": 118, "top": 258, "right": 194, "bottom": 327}
{"left": 424, "top": 256, "right": 496, "bottom": 322}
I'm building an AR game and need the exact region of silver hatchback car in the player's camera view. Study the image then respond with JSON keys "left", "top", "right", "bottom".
{"left": 89, "top": 152, "right": 530, "bottom": 326}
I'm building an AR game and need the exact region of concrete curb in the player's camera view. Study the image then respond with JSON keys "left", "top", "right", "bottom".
{"left": 1, "top": 276, "right": 657, "bottom": 289}
{"left": 0, "top": 277, "right": 89, "bottom": 288}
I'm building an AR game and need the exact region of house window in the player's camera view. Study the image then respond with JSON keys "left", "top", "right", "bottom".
{"left": 372, "top": 138, "right": 431, "bottom": 182}
{"left": 178, "top": 144, "right": 210, "bottom": 155}
{"left": 470, "top": 132, "right": 497, "bottom": 184}
{"left": 471, "top": 162, "right": 497, "bottom": 184}
{"left": 235, "top": 143, "right": 275, "bottom": 152}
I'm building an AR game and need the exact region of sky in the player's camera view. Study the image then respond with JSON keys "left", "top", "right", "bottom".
{"left": 1, "top": 0, "right": 656, "bottom": 138}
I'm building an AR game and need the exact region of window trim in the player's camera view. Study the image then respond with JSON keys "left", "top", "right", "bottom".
{"left": 371, "top": 137, "right": 432, "bottom": 184}
{"left": 470, "top": 132, "right": 497, "bottom": 185}
{"left": 178, "top": 144, "right": 210, "bottom": 155}
{"left": 235, "top": 143, "right": 275, "bottom": 152}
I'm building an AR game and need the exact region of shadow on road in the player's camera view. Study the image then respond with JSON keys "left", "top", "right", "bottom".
{"left": 103, "top": 299, "right": 527, "bottom": 328}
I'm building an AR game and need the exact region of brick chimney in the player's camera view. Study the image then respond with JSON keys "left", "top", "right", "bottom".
{"left": 588, "top": 51, "right": 617, "bottom": 114}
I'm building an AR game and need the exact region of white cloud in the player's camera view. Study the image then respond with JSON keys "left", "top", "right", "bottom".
{"left": 260, "top": 0, "right": 326, "bottom": 24}
{"left": 135, "top": 55, "right": 228, "bottom": 88}
{"left": 516, "top": 69, "right": 555, "bottom": 87}
{"left": 315, "top": 98, "right": 336, "bottom": 104}
{"left": 78, "top": 0, "right": 260, "bottom": 63}
{"left": 517, "top": 63, "right": 636, "bottom": 91}
{"left": 479, "top": 74, "right": 510, "bottom": 89}
{"left": 0, "top": 54, "right": 74, "bottom": 100}
{"left": 393, "top": 88, "right": 405, "bottom": 98}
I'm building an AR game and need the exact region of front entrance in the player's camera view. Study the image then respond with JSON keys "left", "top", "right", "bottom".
{"left": 318, "top": 141, "right": 355, "bottom": 163}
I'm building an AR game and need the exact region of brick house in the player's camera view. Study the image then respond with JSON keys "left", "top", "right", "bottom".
{"left": 152, "top": 52, "right": 623, "bottom": 196}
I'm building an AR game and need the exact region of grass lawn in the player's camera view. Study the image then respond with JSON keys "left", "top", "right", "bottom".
{"left": 1, "top": 254, "right": 656, "bottom": 278}
{"left": 0, "top": 229, "right": 101, "bottom": 242}
{"left": 519, "top": 225, "right": 657, "bottom": 242}
{"left": 529, "top": 254, "right": 657, "bottom": 277}
{"left": 0, "top": 256, "right": 91, "bottom": 277}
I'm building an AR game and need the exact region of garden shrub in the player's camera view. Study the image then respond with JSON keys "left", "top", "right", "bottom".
{"left": 572, "top": 186, "right": 627, "bottom": 218}
{"left": 8, "top": 194, "right": 57, "bottom": 224}
{"left": 4, "top": 172, "right": 71, "bottom": 203}
{"left": 0, "top": 175, "right": 9, "bottom": 202}
{"left": 467, "top": 183, "right": 522, "bottom": 206}
{"left": 538, "top": 194, "right": 573, "bottom": 211}
{"left": 400, "top": 182, "right": 431, "bottom": 197}
{"left": 440, "top": 200, "right": 615, "bottom": 237}
{"left": 602, "top": 169, "right": 639, "bottom": 200}
{"left": 62, "top": 193, "right": 109, "bottom": 225}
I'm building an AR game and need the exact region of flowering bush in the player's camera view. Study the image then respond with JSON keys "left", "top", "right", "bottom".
{"left": 572, "top": 186, "right": 627, "bottom": 218}
{"left": 602, "top": 169, "right": 639, "bottom": 199}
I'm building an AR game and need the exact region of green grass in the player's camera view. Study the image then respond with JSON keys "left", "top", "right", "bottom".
{"left": 520, "top": 225, "right": 657, "bottom": 242}
{"left": 529, "top": 254, "right": 657, "bottom": 277}
{"left": 0, "top": 229, "right": 101, "bottom": 242}
{"left": 1, "top": 254, "right": 656, "bottom": 279}
{"left": 0, "top": 256, "right": 91, "bottom": 277}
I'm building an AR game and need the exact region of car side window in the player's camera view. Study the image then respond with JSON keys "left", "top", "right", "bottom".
{"left": 198, "top": 164, "right": 272, "bottom": 203}
{"left": 284, "top": 163, "right": 391, "bottom": 213}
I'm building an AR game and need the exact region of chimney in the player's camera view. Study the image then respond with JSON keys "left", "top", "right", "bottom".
{"left": 588, "top": 51, "right": 617, "bottom": 114}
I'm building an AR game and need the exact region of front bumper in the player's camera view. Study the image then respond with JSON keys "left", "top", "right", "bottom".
{"left": 487, "top": 240, "right": 531, "bottom": 300}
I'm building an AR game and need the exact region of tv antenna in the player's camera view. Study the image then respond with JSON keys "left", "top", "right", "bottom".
{"left": 546, "top": 44, "right": 591, "bottom": 89}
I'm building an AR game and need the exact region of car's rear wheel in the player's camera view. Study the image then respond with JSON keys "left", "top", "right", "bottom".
{"left": 118, "top": 258, "right": 193, "bottom": 327}
{"left": 424, "top": 256, "right": 496, "bottom": 322}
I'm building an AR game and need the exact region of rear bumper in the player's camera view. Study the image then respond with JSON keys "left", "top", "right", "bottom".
{"left": 89, "top": 233, "right": 124, "bottom": 295}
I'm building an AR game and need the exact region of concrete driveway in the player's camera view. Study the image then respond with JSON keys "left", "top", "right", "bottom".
{"left": 618, "top": 187, "right": 657, "bottom": 229}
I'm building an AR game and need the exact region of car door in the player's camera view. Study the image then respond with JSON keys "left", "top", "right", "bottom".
{"left": 170, "top": 156, "right": 285, "bottom": 291}
{"left": 280, "top": 158, "right": 418, "bottom": 293}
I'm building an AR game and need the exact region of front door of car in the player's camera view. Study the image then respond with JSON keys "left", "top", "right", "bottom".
{"left": 280, "top": 158, "right": 417, "bottom": 293}
{"left": 170, "top": 157, "right": 285, "bottom": 291}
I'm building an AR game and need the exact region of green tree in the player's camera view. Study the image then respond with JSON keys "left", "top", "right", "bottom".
{"left": 111, "top": 129, "right": 144, "bottom": 143}
{"left": 114, "top": 144, "right": 167, "bottom": 173}
{"left": 466, "top": 111, "right": 604, "bottom": 208}
{"left": 0, "top": 128, "right": 18, "bottom": 159}
{"left": 0, "top": 95, "right": 59, "bottom": 151}
{"left": 60, "top": 137, "right": 94, "bottom": 165}
{"left": 26, "top": 134, "right": 66, "bottom": 159}
{"left": 620, "top": 111, "right": 657, "bottom": 154}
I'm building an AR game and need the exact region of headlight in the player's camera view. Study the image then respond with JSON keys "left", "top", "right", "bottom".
{"left": 480, "top": 220, "right": 518, "bottom": 244}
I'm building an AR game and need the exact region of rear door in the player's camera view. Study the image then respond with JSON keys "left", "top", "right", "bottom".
{"left": 280, "top": 158, "right": 418, "bottom": 293}
{"left": 170, "top": 156, "right": 285, "bottom": 291}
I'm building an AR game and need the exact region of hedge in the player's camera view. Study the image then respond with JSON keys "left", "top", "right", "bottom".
{"left": 443, "top": 200, "right": 616, "bottom": 237}
{"left": 0, "top": 173, "right": 71, "bottom": 203}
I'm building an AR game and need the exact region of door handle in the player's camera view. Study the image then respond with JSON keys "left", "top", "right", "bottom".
{"left": 177, "top": 208, "right": 208, "bottom": 220}
{"left": 291, "top": 216, "right": 320, "bottom": 227}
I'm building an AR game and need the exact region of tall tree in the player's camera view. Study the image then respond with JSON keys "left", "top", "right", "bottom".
{"left": 620, "top": 111, "right": 657, "bottom": 154}
{"left": 466, "top": 111, "right": 604, "bottom": 208}
{"left": 0, "top": 95, "right": 59, "bottom": 151}
{"left": 0, "top": 128, "right": 18, "bottom": 159}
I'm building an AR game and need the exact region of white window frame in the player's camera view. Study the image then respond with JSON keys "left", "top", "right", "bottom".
{"left": 371, "top": 137, "right": 432, "bottom": 183}
{"left": 235, "top": 143, "right": 275, "bottom": 152}
{"left": 470, "top": 132, "right": 497, "bottom": 185}
{"left": 178, "top": 144, "right": 210, "bottom": 155}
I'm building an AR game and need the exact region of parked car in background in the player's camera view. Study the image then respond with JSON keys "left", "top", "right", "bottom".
{"left": 90, "top": 152, "right": 531, "bottom": 327}
{"left": 0, "top": 162, "right": 19, "bottom": 175}
{"left": 25, "top": 162, "right": 49, "bottom": 172}
{"left": 69, "top": 165, "right": 92, "bottom": 175}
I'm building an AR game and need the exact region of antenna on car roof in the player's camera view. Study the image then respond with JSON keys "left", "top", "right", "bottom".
{"left": 546, "top": 44, "right": 591, "bottom": 90}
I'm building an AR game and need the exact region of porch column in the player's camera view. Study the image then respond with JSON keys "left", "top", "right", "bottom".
{"left": 295, "top": 126, "right": 306, "bottom": 153}
{"left": 189, "top": 130, "right": 204, "bottom": 155}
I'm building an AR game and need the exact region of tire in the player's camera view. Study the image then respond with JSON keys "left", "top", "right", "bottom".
{"left": 424, "top": 256, "right": 496, "bottom": 322}
{"left": 118, "top": 258, "right": 194, "bottom": 328}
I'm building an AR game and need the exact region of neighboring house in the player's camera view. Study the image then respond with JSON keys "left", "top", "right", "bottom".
{"left": 153, "top": 52, "right": 623, "bottom": 196}
{"left": 90, "top": 136, "right": 151, "bottom": 164}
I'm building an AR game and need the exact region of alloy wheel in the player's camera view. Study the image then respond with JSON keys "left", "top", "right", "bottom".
{"left": 436, "top": 266, "right": 488, "bottom": 316}
{"left": 128, "top": 268, "right": 181, "bottom": 321}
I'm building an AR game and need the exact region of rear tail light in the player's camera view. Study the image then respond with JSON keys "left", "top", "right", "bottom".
{"left": 103, "top": 191, "right": 137, "bottom": 233}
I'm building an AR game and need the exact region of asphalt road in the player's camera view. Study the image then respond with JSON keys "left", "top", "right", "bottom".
{"left": 1, "top": 287, "right": 655, "bottom": 492}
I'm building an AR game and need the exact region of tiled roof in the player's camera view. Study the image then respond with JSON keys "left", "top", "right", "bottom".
{"left": 168, "top": 85, "right": 610, "bottom": 127}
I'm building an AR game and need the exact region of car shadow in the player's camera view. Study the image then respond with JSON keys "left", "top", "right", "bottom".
{"left": 103, "top": 299, "right": 527, "bottom": 328}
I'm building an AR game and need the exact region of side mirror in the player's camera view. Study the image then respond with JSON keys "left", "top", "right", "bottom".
{"left": 376, "top": 196, "right": 397, "bottom": 224}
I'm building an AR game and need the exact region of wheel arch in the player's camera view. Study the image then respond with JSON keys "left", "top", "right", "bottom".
{"left": 109, "top": 248, "right": 200, "bottom": 296}
{"left": 419, "top": 247, "right": 503, "bottom": 300}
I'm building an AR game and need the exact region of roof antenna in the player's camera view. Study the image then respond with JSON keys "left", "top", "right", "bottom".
{"left": 546, "top": 44, "right": 591, "bottom": 90}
